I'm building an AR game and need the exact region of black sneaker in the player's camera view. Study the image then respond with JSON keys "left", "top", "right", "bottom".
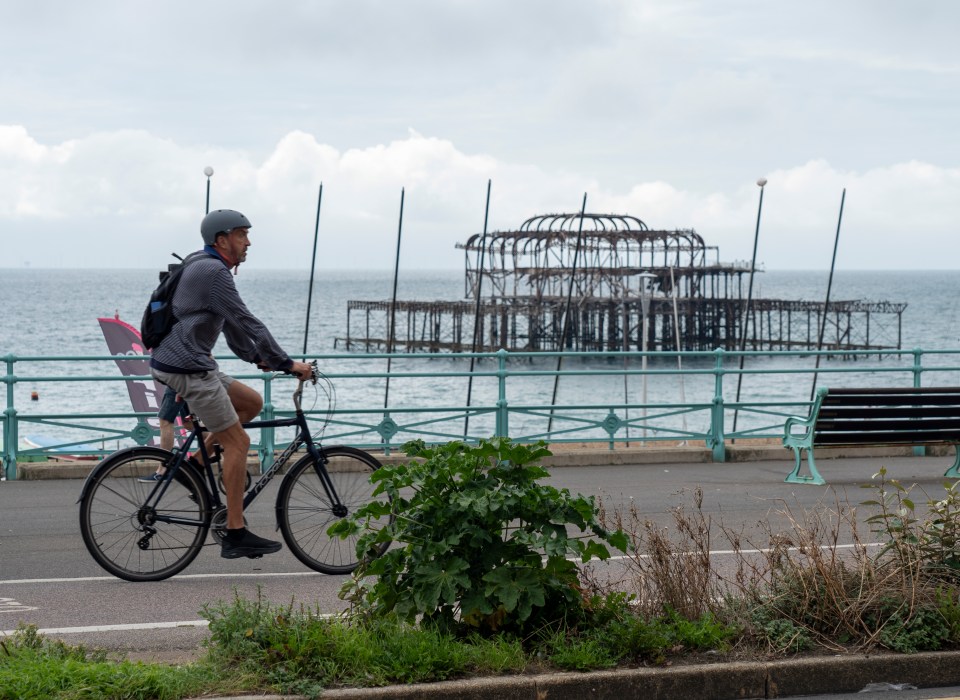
{"left": 138, "top": 471, "right": 167, "bottom": 483}
{"left": 220, "top": 529, "right": 282, "bottom": 559}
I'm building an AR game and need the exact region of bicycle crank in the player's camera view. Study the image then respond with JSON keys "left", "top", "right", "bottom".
{"left": 209, "top": 506, "right": 248, "bottom": 545}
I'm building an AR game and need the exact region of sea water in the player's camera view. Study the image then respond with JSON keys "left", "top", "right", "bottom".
{"left": 1, "top": 268, "right": 959, "bottom": 445}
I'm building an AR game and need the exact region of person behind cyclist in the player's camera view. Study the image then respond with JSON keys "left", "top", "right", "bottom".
{"left": 138, "top": 386, "right": 191, "bottom": 482}
{"left": 149, "top": 209, "right": 313, "bottom": 559}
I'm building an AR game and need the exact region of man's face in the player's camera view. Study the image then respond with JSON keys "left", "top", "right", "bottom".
{"left": 223, "top": 227, "right": 251, "bottom": 264}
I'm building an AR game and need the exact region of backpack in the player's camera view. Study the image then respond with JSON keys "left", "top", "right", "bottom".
{"left": 140, "top": 252, "right": 207, "bottom": 350}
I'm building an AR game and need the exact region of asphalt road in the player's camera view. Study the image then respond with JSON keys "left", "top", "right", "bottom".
{"left": 0, "top": 453, "right": 955, "bottom": 660}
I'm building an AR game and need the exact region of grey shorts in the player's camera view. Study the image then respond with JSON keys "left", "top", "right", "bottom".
{"left": 157, "top": 386, "right": 189, "bottom": 423}
{"left": 151, "top": 369, "right": 238, "bottom": 434}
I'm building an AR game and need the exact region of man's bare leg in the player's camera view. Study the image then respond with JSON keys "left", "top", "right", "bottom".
{"left": 215, "top": 381, "right": 264, "bottom": 529}
{"left": 159, "top": 419, "right": 175, "bottom": 451}
{"left": 213, "top": 422, "right": 251, "bottom": 529}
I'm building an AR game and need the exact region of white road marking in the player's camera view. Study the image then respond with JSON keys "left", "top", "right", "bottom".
{"left": 601, "top": 541, "right": 882, "bottom": 562}
{"left": 0, "top": 597, "right": 38, "bottom": 613}
{"left": 2, "top": 613, "right": 335, "bottom": 637}
{"left": 1, "top": 620, "right": 209, "bottom": 635}
{"left": 0, "top": 571, "right": 323, "bottom": 585}
{"left": 0, "top": 543, "right": 885, "bottom": 586}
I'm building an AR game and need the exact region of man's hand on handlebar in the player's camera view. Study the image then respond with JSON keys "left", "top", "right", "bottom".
{"left": 289, "top": 361, "right": 314, "bottom": 382}
{"left": 256, "top": 360, "right": 316, "bottom": 383}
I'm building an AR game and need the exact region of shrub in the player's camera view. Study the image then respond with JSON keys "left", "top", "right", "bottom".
{"left": 862, "top": 467, "right": 960, "bottom": 579}
{"left": 331, "top": 438, "right": 627, "bottom": 636}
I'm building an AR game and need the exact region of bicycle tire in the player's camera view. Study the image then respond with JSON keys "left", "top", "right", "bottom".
{"left": 276, "top": 446, "right": 392, "bottom": 575}
{"left": 78, "top": 447, "right": 210, "bottom": 582}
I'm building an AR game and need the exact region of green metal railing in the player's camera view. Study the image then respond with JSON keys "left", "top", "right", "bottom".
{"left": 3, "top": 348, "right": 959, "bottom": 480}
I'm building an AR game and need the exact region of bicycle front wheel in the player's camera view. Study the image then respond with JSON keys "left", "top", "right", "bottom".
{"left": 277, "top": 446, "right": 392, "bottom": 575}
{"left": 79, "top": 448, "right": 210, "bottom": 582}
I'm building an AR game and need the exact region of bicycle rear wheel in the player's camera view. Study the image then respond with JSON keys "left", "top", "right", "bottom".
{"left": 277, "top": 446, "right": 392, "bottom": 575}
{"left": 79, "top": 448, "right": 210, "bottom": 582}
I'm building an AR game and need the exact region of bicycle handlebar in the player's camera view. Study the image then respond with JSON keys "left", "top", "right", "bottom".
{"left": 260, "top": 360, "right": 318, "bottom": 385}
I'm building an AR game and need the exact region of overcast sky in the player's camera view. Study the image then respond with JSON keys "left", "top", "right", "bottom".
{"left": 1, "top": 0, "right": 958, "bottom": 270}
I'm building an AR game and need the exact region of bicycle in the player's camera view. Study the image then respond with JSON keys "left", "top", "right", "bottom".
{"left": 77, "top": 363, "right": 392, "bottom": 582}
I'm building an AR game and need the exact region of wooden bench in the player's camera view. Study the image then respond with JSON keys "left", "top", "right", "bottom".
{"left": 782, "top": 386, "right": 960, "bottom": 485}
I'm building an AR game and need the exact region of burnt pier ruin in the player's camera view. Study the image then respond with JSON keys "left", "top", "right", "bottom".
{"left": 340, "top": 213, "right": 905, "bottom": 354}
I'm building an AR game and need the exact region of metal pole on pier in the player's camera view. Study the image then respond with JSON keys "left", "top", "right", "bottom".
{"left": 302, "top": 183, "right": 323, "bottom": 355}
{"left": 731, "top": 178, "right": 767, "bottom": 438}
{"left": 639, "top": 273, "right": 657, "bottom": 439}
{"left": 384, "top": 188, "right": 405, "bottom": 410}
{"left": 464, "top": 179, "right": 492, "bottom": 439}
{"left": 670, "top": 267, "right": 688, "bottom": 442}
{"left": 547, "top": 193, "right": 588, "bottom": 435}
{"left": 621, "top": 283, "right": 630, "bottom": 444}
{"left": 810, "top": 188, "right": 847, "bottom": 400}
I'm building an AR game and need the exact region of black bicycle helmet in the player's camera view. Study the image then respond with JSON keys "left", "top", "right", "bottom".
{"left": 201, "top": 209, "right": 252, "bottom": 245}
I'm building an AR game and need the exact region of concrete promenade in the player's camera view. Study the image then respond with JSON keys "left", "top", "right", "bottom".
{"left": 14, "top": 438, "right": 958, "bottom": 479}
{"left": 6, "top": 444, "right": 960, "bottom": 699}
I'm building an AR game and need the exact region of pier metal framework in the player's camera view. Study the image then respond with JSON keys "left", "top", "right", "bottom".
{"left": 339, "top": 213, "right": 906, "bottom": 354}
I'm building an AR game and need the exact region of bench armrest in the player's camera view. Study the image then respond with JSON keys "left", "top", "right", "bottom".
{"left": 782, "top": 387, "right": 829, "bottom": 449}
{"left": 783, "top": 414, "right": 815, "bottom": 447}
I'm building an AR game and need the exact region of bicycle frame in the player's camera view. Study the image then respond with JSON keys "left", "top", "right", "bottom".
{"left": 144, "top": 375, "right": 345, "bottom": 527}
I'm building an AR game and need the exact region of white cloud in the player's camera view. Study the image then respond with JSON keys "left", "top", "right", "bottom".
{"left": 0, "top": 1, "right": 957, "bottom": 269}
{"left": 0, "top": 125, "right": 957, "bottom": 271}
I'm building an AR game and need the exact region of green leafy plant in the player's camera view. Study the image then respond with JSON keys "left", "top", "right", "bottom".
{"left": 937, "top": 586, "right": 960, "bottom": 644}
{"left": 862, "top": 467, "right": 960, "bottom": 578}
{"left": 331, "top": 438, "right": 628, "bottom": 635}
{"left": 748, "top": 611, "right": 813, "bottom": 654}
{"left": 867, "top": 599, "right": 950, "bottom": 653}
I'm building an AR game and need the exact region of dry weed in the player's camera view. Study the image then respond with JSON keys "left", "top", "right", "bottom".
{"left": 593, "top": 477, "right": 960, "bottom": 654}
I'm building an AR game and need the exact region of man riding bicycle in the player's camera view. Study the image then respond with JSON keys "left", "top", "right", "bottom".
{"left": 150, "top": 209, "right": 313, "bottom": 559}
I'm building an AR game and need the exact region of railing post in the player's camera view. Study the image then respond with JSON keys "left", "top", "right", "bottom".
{"left": 912, "top": 348, "right": 923, "bottom": 389}
{"left": 913, "top": 348, "right": 924, "bottom": 457}
{"left": 710, "top": 348, "right": 726, "bottom": 462}
{"left": 259, "top": 372, "right": 275, "bottom": 473}
{"left": 2, "top": 355, "right": 17, "bottom": 480}
{"left": 495, "top": 349, "right": 509, "bottom": 437}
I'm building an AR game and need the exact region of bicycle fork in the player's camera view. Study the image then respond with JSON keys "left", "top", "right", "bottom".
{"left": 307, "top": 443, "right": 349, "bottom": 518}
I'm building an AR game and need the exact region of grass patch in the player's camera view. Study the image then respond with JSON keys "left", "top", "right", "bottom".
{"left": 0, "top": 592, "right": 737, "bottom": 698}
{"left": 202, "top": 589, "right": 524, "bottom": 692}
{"left": 199, "top": 589, "right": 736, "bottom": 691}
{"left": 0, "top": 624, "right": 227, "bottom": 700}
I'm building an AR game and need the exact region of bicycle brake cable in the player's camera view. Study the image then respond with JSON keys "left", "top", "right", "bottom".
{"left": 310, "top": 369, "right": 336, "bottom": 439}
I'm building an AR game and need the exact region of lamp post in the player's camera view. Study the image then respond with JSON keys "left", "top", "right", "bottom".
{"left": 203, "top": 166, "right": 214, "bottom": 214}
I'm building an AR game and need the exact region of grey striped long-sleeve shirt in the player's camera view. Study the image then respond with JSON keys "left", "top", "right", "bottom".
{"left": 149, "top": 248, "right": 294, "bottom": 374}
